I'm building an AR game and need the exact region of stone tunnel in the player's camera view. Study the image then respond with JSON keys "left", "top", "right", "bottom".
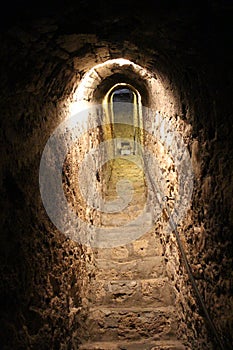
{"left": 0, "top": 1, "right": 232, "bottom": 349}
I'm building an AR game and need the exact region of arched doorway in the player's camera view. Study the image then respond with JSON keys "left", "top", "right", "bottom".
{"left": 102, "top": 83, "right": 144, "bottom": 156}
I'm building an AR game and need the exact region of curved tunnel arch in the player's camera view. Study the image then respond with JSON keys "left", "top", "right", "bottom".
{"left": 68, "top": 57, "right": 180, "bottom": 123}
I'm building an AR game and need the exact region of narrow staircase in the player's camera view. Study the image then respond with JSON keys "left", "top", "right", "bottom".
{"left": 80, "top": 155, "right": 186, "bottom": 350}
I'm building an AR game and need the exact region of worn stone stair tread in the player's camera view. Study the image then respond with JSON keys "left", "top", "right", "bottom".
{"left": 90, "top": 277, "right": 169, "bottom": 283}
{"left": 95, "top": 255, "right": 166, "bottom": 266}
{"left": 85, "top": 306, "right": 178, "bottom": 341}
{"left": 92, "top": 221, "right": 155, "bottom": 248}
{"left": 79, "top": 339, "right": 186, "bottom": 350}
{"left": 99, "top": 204, "right": 147, "bottom": 215}
{"left": 88, "top": 305, "right": 175, "bottom": 313}
{"left": 104, "top": 188, "right": 146, "bottom": 195}
{"left": 93, "top": 237, "right": 163, "bottom": 261}
{"left": 99, "top": 222, "right": 153, "bottom": 230}
{"left": 100, "top": 212, "right": 152, "bottom": 226}
{"left": 94, "top": 256, "right": 167, "bottom": 279}
{"left": 96, "top": 253, "right": 164, "bottom": 261}
{"left": 94, "top": 252, "right": 162, "bottom": 262}
{"left": 88, "top": 277, "right": 175, "bottom": 307}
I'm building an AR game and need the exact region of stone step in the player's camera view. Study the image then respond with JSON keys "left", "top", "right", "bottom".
{"left": 108, "top": 168, "right": 145, "bottom": 173}
{"left": 105, "top": 180, "right": 146, "bottom": 188}
{"left": 79, "top": 339, "right": 186, "bottom": 350}
{"left": 102, "top": 194, "right": 146, "bottom": 205}
{"left": 84, "top": 306, "right": 178, "bottom": 342}
{"left": 108, "top": 175, "right": 145, "bottom": 181}
{"left": 103, "top": 188, "right": 146, "bottom": 199}
{"left": 88, "top": 277, "right": 175, "bottom": 308}
{"left": 93, "top": 231, "right": 163, "bottom": 261}
{"left": 100, "top": 210, "right": 151, "bottom": 227}
{"left": 92, "top": 213, "right": 154, "bottom": 247}
{"left": 101, "top": 206, "right": 152, "bottom": 229}
{"left": 95, "top": 256, "right": 167, "bottom": 280}
{"left": 106, "top": 179, "right": 145, "bottom": 186}
{"left": 110, "top": 161, "right": 144, "bottom": 167}
{"left": 106, "top": 178, "right": 145, "bottom": 185}
{"left": 106, "top": 173, "right": 145, "bottom": 182}
{"left": 99, "top": 203, "right": 148, "bottom": 220}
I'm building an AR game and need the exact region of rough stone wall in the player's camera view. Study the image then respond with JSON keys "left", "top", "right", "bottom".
{"left": 145, "top": 65, "right": 233, "bottom": 349}
{"left": 0, "top": 29, "right": 94, "bottom": 350}
{"left": 142, "top": 108, "right": 212, "bottom": 349}
{"left": 63, "top": 125, "right": 104, "bottom": 230}
{"left": 0, "top": 99, "right": 94, "bottom": 349}
{"left": 184, "top": 108, "right": 233, "bottom": 348}
{"left": 173, "top": 38, "right": 233, "bottom": 348}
